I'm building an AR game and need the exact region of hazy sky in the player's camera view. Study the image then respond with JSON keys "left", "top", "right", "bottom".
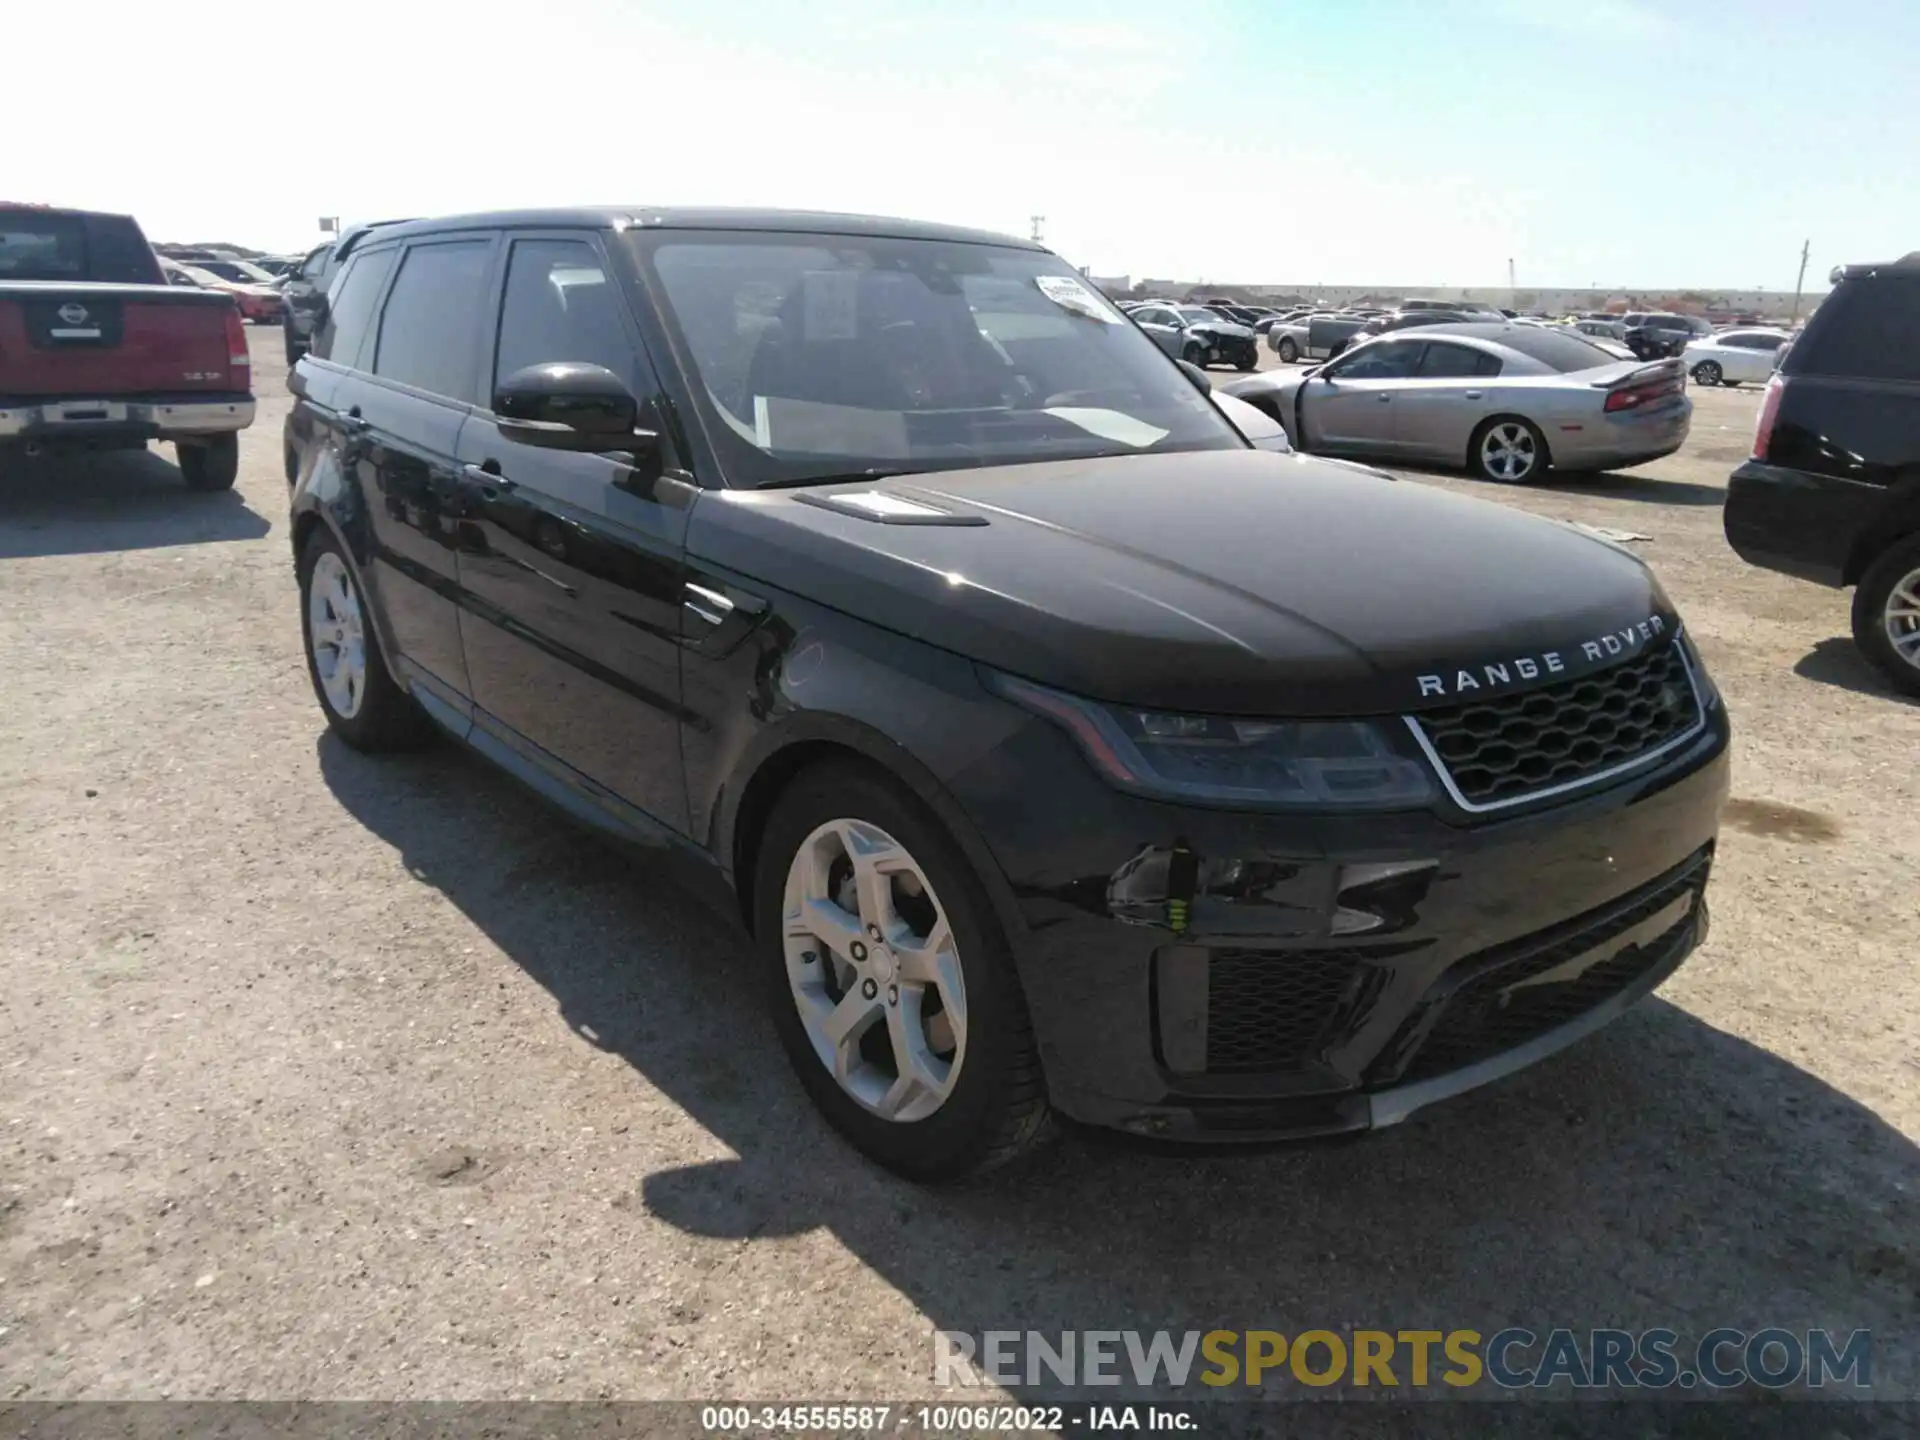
{"left": 8, "top": 0, "right": 1911, "bottom": 289}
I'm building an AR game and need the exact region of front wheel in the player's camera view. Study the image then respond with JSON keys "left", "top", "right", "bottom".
{"left": 754, "top": 763, "right": 1050, "bottom": 1181}
{"left": 1235, "top": 355, "right": 1257, "bottom": 372}
{"left": 1470, "top": 416, "right": 1548, "bottom": 484}
{"left": 1182, "top": 342, "right": 1208, "bottom": 369}
{"left": 1692, "top": 361, "right": 1722, "bottom": 386}
{"left": 176, "top": 433, "right": 238, "bottom": 491}
{"left": 1277, "top": 336, "right": 1299, "bottom": 363}
{"left": 1851, "top": 535, "right": 1920, "bottom": 697}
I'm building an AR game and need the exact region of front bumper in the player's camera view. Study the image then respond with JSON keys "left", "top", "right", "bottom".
{"left": 950, "top": 700, "right": 1730, "bottom": 1142}
{"left": 0, "top": 393, "right": 255, "bottom": 446}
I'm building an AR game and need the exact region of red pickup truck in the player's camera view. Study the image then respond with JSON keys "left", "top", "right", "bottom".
{"left": 0, "top": 204, "right": 254, "bottom": 490}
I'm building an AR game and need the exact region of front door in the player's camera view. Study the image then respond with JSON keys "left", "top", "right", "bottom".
{"left": 451, "top": 233, "right": 692, "bottom": 835}
{"left": 1299, "top": 337, "right": 1423, "bottom": 454}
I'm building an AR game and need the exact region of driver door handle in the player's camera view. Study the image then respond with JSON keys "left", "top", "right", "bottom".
{"left": 461, "top": 462, "right": 515, "bottom": 497}
{"left": 1464, "top": 390, "right": 1484, "bottom": 399}
{"left": 1376, "top": 393, "right": 1393, "bottom": 402}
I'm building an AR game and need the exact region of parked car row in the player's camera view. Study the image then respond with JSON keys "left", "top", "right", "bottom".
{"left": 159, "top": 257, "right": 285, "bottom": 324}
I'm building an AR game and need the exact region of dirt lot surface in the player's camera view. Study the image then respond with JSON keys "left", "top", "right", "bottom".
{"left": 2, "top": 333, "right": 1915, "bottom": 1405}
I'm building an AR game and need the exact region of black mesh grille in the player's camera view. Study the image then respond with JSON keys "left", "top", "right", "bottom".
{"left": 1414, "top": 639, "right": 1702, "bottom": 807}
{"left": 1204, "top": 950, "right": 1365, "bottom": 1073}
{"left": 1397, "top": 853, "right": 1708, "bottom": 1084}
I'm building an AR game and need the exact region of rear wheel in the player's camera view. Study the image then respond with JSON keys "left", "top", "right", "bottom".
{"left": 1692, "top": 360, "right": 1723, "bottom": 386}
{"left": 176, "top": 434, "right": 238, "bottom": 492}
{"left": 1277, "top": 336, "right": 1299, "bottom": 363}
{"left": 1469, "top": 416, "right": 1548, "bottom": 484}
{"left": 1852, "top": 535, "right": 1920, "bottom": 697}
{"left": 754, "top": 763, "right": 1050, "bottom": 1181}
{"left": 297, "top": 527, "right": 435, "bottom": 750}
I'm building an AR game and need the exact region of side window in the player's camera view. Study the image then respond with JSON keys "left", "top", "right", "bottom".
{"left": 314, "top": 247, "right": 397, "bottom": 366}
{"left": 1416, "top": 343, "right": 1500, "bottom": 379}
{"left": 372, "top": 240, "right": 495, "bottom": 400}
{"left": 1331, "top": 340, "right": 1420, "bottom": 380}
{"left": 1800, "top": 279, "right": 1920, "bottom": 382}
{"left": 1132, "top": 307, "right": 1166, "bottom": 325}
{"left": 493, "top": 238, "right": 638, "bottom": 394}
{"left": 298, "top": 245, "right": 329, "bottom": 281}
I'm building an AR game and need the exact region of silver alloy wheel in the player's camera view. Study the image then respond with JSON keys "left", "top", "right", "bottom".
{"left": 1885, "top": 565, "right": 1920, "bottom": 670}
{"left": 1481, "top": 422, "right": 1539, "bottom": 482}
{"left": 1694, "top": 361, "right": 1721, "bottom": 386}
{"left": 782, "top": 818, "right": 967, "bottom": 1123}
{"left": 308, "top": 551, "right": 368, "bottom": 719}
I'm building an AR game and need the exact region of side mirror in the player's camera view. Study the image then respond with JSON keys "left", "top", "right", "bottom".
{"left": 1176, "top": 359, "right": 1211, "bottom": 394}
{"left": 494, "top": 362, "right": 655, "bottom": 453}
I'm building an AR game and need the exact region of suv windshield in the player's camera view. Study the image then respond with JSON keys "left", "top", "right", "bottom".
{"left": 640, "top": 233, "right": 1243, "bottom": 487}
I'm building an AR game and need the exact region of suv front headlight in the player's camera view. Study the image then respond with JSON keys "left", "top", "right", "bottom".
{"left": 987, "top": 672, "right": 1436, "bottom": 810}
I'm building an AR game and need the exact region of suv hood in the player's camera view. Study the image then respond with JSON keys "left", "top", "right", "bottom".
{"left": 690, "top": 449, "right": 1676, "bottom": 717}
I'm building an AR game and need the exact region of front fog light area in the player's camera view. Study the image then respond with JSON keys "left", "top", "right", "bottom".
{"left": 988, "top": 672, "right": 1436, "bottom": 809}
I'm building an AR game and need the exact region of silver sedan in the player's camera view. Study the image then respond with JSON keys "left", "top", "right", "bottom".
{"left": 1217, "top": 322, "right": 1693, "bottom": 483}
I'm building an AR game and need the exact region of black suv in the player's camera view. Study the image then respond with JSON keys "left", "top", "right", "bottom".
{"left": 1625, "top": 313, "right": 1712, "bottom": 360}
{"left": 285, "top": 207, "right": 1727, "bottom": 1180}
{"left": 1724, "top": 253, "right": 1920, "bottom": 694}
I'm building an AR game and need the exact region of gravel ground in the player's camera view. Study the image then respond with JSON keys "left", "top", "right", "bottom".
{"left": 1, "top": 332, "right": 1915, "bottom": 1405}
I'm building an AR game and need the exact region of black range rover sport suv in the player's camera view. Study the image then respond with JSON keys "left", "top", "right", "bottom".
{"left": 284, "top": 208, "right": 1730, "bottom": 1181}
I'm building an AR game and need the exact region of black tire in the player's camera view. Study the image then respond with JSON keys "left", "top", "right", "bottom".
{"left": 1692, "top": 361, "right": 1722, "bottom": 387}
{"left": 1851, "top": 533, "right": 1920, "bottom": 698}
{"left": 284, "top": 321, "right": 306, "bottom": 367}
{"left": 1277, "top": 336, "right": 1299, "bottom": 364}
{"left": 1182, "top": 342, "right": 1208, "bottom": 369}
{"left": 1235, "top": 355, "right": 1257, "bottom": 372}
{"left": 284, "top": 437, "right": 300, "bottom": 487}
{"left": 176, "top": 433, "right": 238, "bottom": 492}
{"left": 296, "top": 526, "right": 436, "bottom": 751}
{"left": 1468, "top": 415, "right": 1549, "bottom": 485}
{"left": 753, "top": 762, "right": 1051, "bottom": 1182}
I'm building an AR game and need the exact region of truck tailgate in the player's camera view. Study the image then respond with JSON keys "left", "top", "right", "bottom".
{"left": 0, "top": 282, "right": 240, "bottom": 398}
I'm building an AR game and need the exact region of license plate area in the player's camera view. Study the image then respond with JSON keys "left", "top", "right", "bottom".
{"left": 45, "top": 401, "right": 128, "bottom": 424}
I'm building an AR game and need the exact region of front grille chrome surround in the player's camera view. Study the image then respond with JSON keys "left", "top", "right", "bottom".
{"left": 1403, "top": 636, "right": 1709, "bottom": 815}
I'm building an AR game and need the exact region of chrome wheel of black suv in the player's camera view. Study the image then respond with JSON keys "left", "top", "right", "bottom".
{"left": 755, "top": 765, "right": 1048, "bottom": 1181}
{"left": 1853, "top": 536, "right": 1920, "bottom": 696}
{"left": 296, "top": 529, "right": 433, "bottom": 752}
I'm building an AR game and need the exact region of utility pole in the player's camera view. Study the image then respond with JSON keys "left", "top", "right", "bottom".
{"left": 1790, "top": 238, "right": 1811, "bottom": 322}
{"left": 1508, "top": 257, "right": 1516, "bottom": 296}
{"left": 1030, "top": 215, "right": 1046, "bottom": 245}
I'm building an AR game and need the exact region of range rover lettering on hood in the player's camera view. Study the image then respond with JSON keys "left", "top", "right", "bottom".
{"left": 1416, "top": 613, "right": 1668, "bottom": 701}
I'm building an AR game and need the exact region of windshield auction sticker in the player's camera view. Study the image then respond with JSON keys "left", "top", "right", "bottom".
{"left": 1035, "top": 274, "right": 1120, "bottom": 323}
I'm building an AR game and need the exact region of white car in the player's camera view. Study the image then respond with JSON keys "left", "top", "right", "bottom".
{"left": 1681, "top": 328, "right": 1791, "bottom": 388}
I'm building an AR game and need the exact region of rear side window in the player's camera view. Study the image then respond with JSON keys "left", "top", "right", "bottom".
{"left": 372, "top": 240, "right": 494, "bottom": 400}
{"left": 1417, "top": 343, "right": 1502, "bottom": 378}
{"left": 492, "top": 239, "right": 637, "bottom": 392}
{"left": 1795, "top": 278, "right": 1920, "bottom": 382}
{"left": 315, "top": 247, "right": 397, "bottom": 366}
{"left": 297, "top": 245, "right": 329, "bottom": 281}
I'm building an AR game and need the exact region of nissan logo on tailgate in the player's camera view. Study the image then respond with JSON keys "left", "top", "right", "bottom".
{"left": 57, "top": 302, "right": 89, "bottom": 325}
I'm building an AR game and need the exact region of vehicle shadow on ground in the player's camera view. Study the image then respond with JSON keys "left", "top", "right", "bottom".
{"left": 1794, "top": 636, "right": 1920, "bottom": 706}
{"left": 1531, "top": 471, "right": 1728, "bottom": 508}
{"left": 318, "top": 737, "right": 1919, "bottom": 1416}
{"left": 0, "top": 447, "right": 270, "bottom": 558}
{"left": 1374, "top": 457, "right": 1727, "bottom": 508}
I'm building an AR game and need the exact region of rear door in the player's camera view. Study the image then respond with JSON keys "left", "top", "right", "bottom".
{"left": 348, "top": 234, "right": 499, "bottom": 706}
{"left": 450, "top": 231, "right": 692, "bottom": 834}
{"left": 1391, "top": 341, "right": 1504, "bottom": 461}
{"left": 1129, "top": 306, "right": 1182, "bottom": 356}
{"left": 1298, "top": 337, "right": 1422, "bottom": 452}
